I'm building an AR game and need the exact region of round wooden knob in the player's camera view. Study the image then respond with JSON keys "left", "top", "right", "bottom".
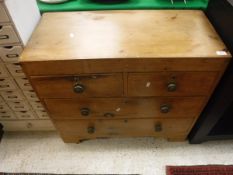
{"left": 104, "top": 112, "right": 115, "bottom": 118}
{"left": 155, "top": 123, "right": 162, "bottom": 132}
{"left": 160, "top": 104, "right": 171, "bottom": 113}
{"left": 80, "top": 108, "right": 90, "bottom": 116}
{"left": 167, "top": 82, "right": 177, "bottom": 92}
{"left": 73, "top": 83, "right": 85, "bottom": 93}
{"left": 87, "top": 126, "right": 95, "bottom": 134}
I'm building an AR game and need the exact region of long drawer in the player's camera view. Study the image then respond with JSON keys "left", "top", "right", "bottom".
{"left": 128, "top": 72, "right": 219, "bottom": 96}
{"left": 54, "top": 118, "right": 194, "bottom": 142}
{"left": 31, "top": 74, "right": 123, "bottom": 98}
{"left": 45, "top": 97, "right": 205, "bottom": 119}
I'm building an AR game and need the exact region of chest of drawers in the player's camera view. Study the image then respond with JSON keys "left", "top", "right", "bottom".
{"left": 20, "top": 10, "right": 231, "bottom": 143}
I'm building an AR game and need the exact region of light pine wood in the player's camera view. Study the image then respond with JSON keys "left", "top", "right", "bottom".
{"left": 54, "top": 118, "right": 194, "bottom": 143}
{"left": 20, "top": 10, "right": 232, "bottom": 143}
{"left": 128, "top": 72, "right": 219, "bottom": 97}
{"left": 30, "top": 74, "right": 123, "bottom": 98}
{"left": 21, "top": 58, "right": 230, "bottom": 76}
{"left": 45, "top": 97, "right": 205, "bottom": 120}
{"left": 20, "top": 10, "right": 230, "bottom": 76}
{"left": 20, "top": 10, "right": 230, "bottom": 62}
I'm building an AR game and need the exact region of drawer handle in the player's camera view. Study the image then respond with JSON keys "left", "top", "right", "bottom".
{"left": 87, "top": 126, "right": 95, "bottom": 134}
{"left": 104, "top": 112, "right": 115, "bottom": 118}
{"left": 7, "top": 54, "right": 19, "bottom": 58}
{"left": 80, "top": 108, "right": 90, "bottom": 116}
{"left": 155, "top": 122, "right": 162, "bottom": 132}
{"left": 167, "top": 82, "right": 177, "bottom": 92}
{"left": 0, "top": 35, "right": 9, "bottom": 40}
{"left": 160, "top": 104, "right": 171, "bottom": 113}
{"left": 73, "top": 83, "right": 85, "bottom": 93}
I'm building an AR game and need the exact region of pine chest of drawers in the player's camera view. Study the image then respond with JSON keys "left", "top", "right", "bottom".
{"left": 20, "top": 10, "right": 231, "bottom": 143}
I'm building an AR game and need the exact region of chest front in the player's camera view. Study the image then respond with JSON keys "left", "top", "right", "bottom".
{"left": 21, "top": 10, "right": 231, "bottom": 143}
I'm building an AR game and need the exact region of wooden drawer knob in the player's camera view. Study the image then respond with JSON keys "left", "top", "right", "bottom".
{"left": 160, "top": 104, "right": 171, "bottom": 113}
{"left": 80, "top": 108, "right": 90, "bottom": 116}
{"left": 87, "top": 126, "right": 95, "bottom": 134}
{"left": 155, "top": 122, "right": 162, "bottom": 132}
{"left": 73, "top": 83, "right": 85, "bottom": 93}
{"left": 167, "top": 82, "right": 177, "bottom": 92}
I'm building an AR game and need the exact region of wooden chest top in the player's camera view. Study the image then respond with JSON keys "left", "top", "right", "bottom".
{"left": 20, "top": 10, "right": 230, "bottom": 62}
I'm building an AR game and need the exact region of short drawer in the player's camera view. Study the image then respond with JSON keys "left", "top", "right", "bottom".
{"left": 0, "top": 90, "right": 25, "bottom": 101}
{"left": 7, "top": 101, "right": 31, "bottom": 111}
{"left": 128, "top": 72, "right": 218, "bottom": 96}
{"left": 31, "top": 74, "right": 123, "bottom": 98}
{"left": 6, "top": 62, "right": 25, "bottom": 77}
{"left": 0, "top": 63, "right": 9, "bottom": 77}
{"left": 22, "top": 90, "right": 39, "bottom": 101}
{"left": 0, "top": 77, "right": 17, "bottom": 91}
{"left": 0, "top": 25, "right": 20, "bottom": 45}
{"left": 0, "top": 101, "right": 11, "bottom": 111}
{"left": 30, "top": 100, "right": 45, "bottom": 111}
{"left": 0, "top": 110, "right": 16, "bottom": 120}
{"left": 0, "top": 3, "right": 10, "bottom": 23}
{"left": 0, "top": 46, "right": 23, "bottom": 62}
{"left": 15, "top": 76, "right": 33, "bottom": 90}
{"left": 45, "top": 97, "right": 205, "bottom": 119}
{"left": 35, "top": 109, "right": 49, "bottom": 119}
{"left": 54, "top": 118, "right": 194, "bottom": 142}
{"left": 15, "top": 110, "right": 37, "bottom": 119}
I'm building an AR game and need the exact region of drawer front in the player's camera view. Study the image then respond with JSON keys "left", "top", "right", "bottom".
{"left": 22, "top": 90, "right": 39, "bottom": 101}
{"left": 7, "top": 101, "right": 31, "bottom": 111}
{"left": 45, "top": 97, "right": 205, "bottom": 119}
{"left": 0, "top": 101, "right": 11, "bottom": 111}
{"left": 0, "top": 46, "right": 23, "bottom": 62}
{"left": 0, "top": 63, "right": 9, "bottom": 77}
{"left": 35, "top": 109, "right": 49, "bottom": 119}
{"left": 15, "top": 76, "right": 33, "bottom": 90}
{"left": 15, "top": 110, "right": 37, "bottom": 119}
{"left": 31, "top": 74, "right": 123, "bottom": 98}
{"left": 0, "top": 110, "right": 16, "bottom": 120}
{"left": 128, "top": 72, "right": 218, "bottom": 96}
{"left": 0, "top": 90, "right": 25, "bottom": 101}
{"left": 6, "top": 62, "right": 25, "bottom": 77}
{"left": 0, "top": 3, "right": 10, "bottom": 23}
{"left": 30, "top": 100, "right": 45, "bottom": 111}
{"left": 0, "top": 77, "right": 17, "bottom": 91}
{"left": 0, "top": 25, "right": 20, "bottom": 45}
{"left": 54, "top": 118, "right": 194, "bottom": 140}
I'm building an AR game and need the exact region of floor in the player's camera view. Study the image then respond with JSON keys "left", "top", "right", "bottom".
{"left": 1, "top": 132, "right": 233, "bottom": 175}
